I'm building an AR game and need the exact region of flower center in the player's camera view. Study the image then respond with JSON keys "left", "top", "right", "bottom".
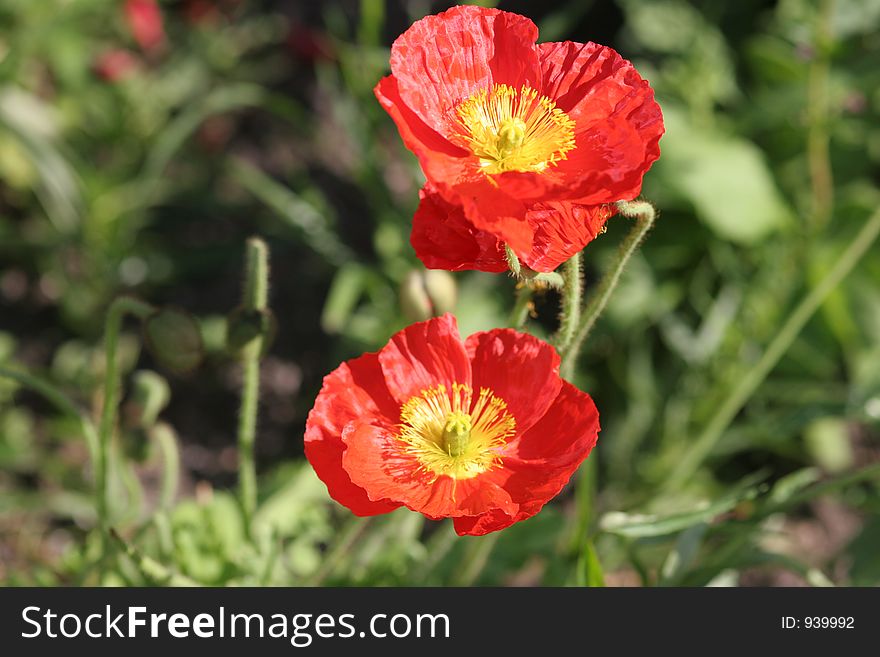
{"left": 454, "top": 84, "right": 576, "bottom": 175}
{"left": 397, "top": 383, "right": 515, "bottom": 480}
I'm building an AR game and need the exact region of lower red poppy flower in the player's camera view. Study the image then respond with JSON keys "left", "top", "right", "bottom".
{"left": 304, "top": 314, "right": 600, "bottom": 535}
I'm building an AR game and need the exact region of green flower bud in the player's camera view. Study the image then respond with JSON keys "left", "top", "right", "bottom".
{"left": 226, "top": 307, "right": 277, "bottom": 359}
{"left": 123, "top": 370, "right": 171, "bottom": 431}
{"left": 400, "top": 269, "right": 457, "bottom": 321}
{"left": 143, "top": 307, "right": 205, "bottom": 374}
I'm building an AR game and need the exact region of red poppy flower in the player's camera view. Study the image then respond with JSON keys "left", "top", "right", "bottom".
{"left": 125, "top": 0, "right": 165, "bottom": 52}
{"left": 304, "top": 314, "right": 600, "bottom": 536}
{"left": 376, "top": 5, "right": 663, "bottom": 272}
{"left": 93, "top": 49, "right": 139, "bottom": 83}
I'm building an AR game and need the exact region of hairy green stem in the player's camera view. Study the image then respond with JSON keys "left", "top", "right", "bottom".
{"left": 238, "top": 237, "right": 270, "bottom": 537}
{"left": 508, "top": 284, "right": 534, "bottom": 329}
{"left": 561, "top": 200, "right": 656, "bottom": 379}
{"left": 666, "top": 206, "right": 880, "bottom": 487}
{"left": 554, "top": 252, "right": 582, "bottom": 356}
{"left": 153, "top": 423, "right": 181, "bottom": 511}
{"left": 98, "top": 297, "right": 154, "bottom": 567}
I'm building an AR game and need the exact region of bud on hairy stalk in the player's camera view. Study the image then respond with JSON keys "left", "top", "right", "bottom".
{"left": 236, "top": 237, "right": 271, "bottom": 541}
{"left": 226, "top": 307, "right": 277, "bottom": 358}
{"left": 121, "top": 370, "right": 171, "bottom": 461}
{"left": 143, "top": 307, "right": 205, "bottom": 374}
{"left": 400, "top": 269, "right": 457, "bottom": 321}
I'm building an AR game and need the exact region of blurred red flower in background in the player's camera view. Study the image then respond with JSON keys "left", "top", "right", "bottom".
{"left": 125, "top": 0, "right": 165, "bottom": 52}
{"left": 304, "top": 314, "right": 600, "bottom": 536}
{"left": 376, "top": 5, "right": 663, "bottom": 272}
{"left": 93, "top": 49, "right": 139, "bottom": 82}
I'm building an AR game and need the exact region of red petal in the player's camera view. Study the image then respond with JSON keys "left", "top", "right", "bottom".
{"left": 389, "top": 5, "right": 540, "bottom": 138}
{"left": 465, "top": 329, "right": 561, "bottom": 435}
{"left": 304, "top": 352, "right": 402, "bottom": 516}
{"left": 522, "top": 202, "right": 615, "bottom": 272}
{"left": 411, "top": 187, "right": 508, "bottom": 273}
{"left": 342, "top": 424, "right": 516, "bottom": 518}
{"left": 374, "top": 75, "right": 474, "bottom": 196}
{"left": 536, "top": 41, "right": 664, "bottom": 203}
{"left": 454, "top": 177, "right": 535, "bottom": 256}
{"left": 377, "top": 314, "right": 472, "bottom": 405}
{"left": 507, "top": 380, "right": 600, "bottom": 466}
{"left": 454, "top": 380, "right": 600, "bottom": 535}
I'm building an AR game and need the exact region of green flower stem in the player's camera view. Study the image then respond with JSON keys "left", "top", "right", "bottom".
{"left": 554, "top": 251, "right": 582, "bottom": 355}
{"left": 0, "top": 366, "right": 99, "bottom": 461}
{"left": 305, "top": 517, "right": 373, "bottom": 586}
{"left": 153, "top": 423, "right": 181, "bottom": 511}
{"left": 110, "top": 529, "right": 199, "bottom": 587}
{"left": 238, "top": 237, "right": 270, "bottom": 538}
{"left": 417, "top": 521, "right": 458, "bottom": 584}
{"left": 452, "top": 533, "right": 499, "bottom": 586}
{"left": 568, "top": 453, "right": 597, "bottom": 555}
{"left": 508, "top": 284, "right": 534, "bottom": 328}
{"left": 666, "top": 205, "right": 880, "bottom": 488}
{"left": 99, "top": 297, "right": 154, "bottom": 565}
{"left": 561, "top": 200, "right": 656, "bottom": 379}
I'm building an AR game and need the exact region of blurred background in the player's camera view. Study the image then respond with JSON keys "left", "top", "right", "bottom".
{"left": 1, "top": 0, "right": 879, "bottom": 586}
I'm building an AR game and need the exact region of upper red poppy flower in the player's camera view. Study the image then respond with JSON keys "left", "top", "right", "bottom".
{"left": 304, "top": 314, "right": 600, "bottom": 536}
{"left": 376, "top": 5, "right": 663, "bottom": 272}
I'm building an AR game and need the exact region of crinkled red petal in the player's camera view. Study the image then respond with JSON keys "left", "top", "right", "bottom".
{"left": 465, "top": 328, "right": 562, "bottom": 435}
{"left": 535, "top": 41, "right": 664, "bottom": 203}
{"left": 523, "top": 202, "right": 616, "bottom": 272}
{"left": 389, "top": 4, "right": 540, "bottom": 137}
{"left": 411, "top": 186, "right": 508, "bottom": 273}
{"left": 453, "top": 380, "right": 600, "bottom": 535}
{"left": 377, "top": 313, "right": 471, "bottom": 405}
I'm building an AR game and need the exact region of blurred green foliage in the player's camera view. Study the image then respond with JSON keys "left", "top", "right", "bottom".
{"left": 1, "top": 0, "right": 879, "bottom": 587}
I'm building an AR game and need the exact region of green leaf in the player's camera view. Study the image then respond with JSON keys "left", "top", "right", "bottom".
{"left": 0, "top": 86, "right": 82, "bottom": 232}
{"left": 768, "top": 467, "right": 822, "bottom": 504}
{"left": 321, "top": 263, "right": 367, "bottom": 334}
{"left": 600, "top": 483, "right": 765, "bottom": 538}
{"left": 657, "top": 106, "right": 793, "bottom": 244}
{"left": 659, "top": 523, "right": 707, "bottom": 585}
{"left": 228, "top": 157, "right": 354, "bottom": 267}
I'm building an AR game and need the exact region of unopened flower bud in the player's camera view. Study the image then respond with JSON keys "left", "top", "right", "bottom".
{"left": 226, "top": 307, "right": 276, "bottom": 359}
{"left": 123, "top": 370, "right": 171, "bottom": 431}
{"left": 143, "top": 307, "right": 205, "bottom": 374}
{"left": 400, "top": 269, "right": 457, "bottom": 321}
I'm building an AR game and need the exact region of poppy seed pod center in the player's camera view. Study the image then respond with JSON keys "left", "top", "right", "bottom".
{"left": 442, "top": 410, "right": 472, "bottom": 457}
{"left": 398, "top": 383, "right": 515, "bottom": 480}
{"left": 454, "top": 84, "right": 576, "bottom": 175}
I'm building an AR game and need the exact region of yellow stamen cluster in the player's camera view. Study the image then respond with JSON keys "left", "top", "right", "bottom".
{"left": 397, "top": 383, "right": 515, "bottom": 480}
{"left": 454, "top": 84, "right": 576, "bottom": 175}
